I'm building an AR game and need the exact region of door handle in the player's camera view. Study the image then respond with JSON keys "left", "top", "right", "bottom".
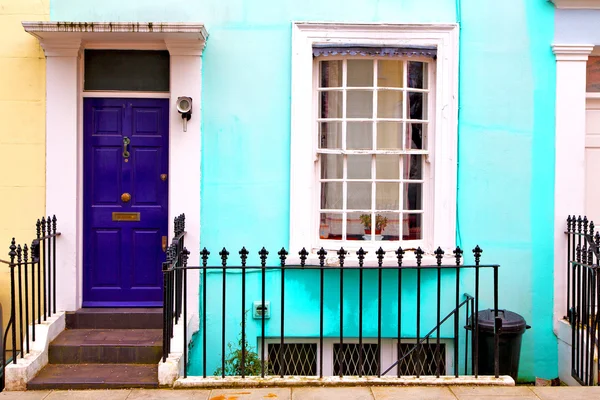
{"left": 162, "top": 236, "right": 167, "bottom": 252}
{"left": 123, "top": 136, "right": 130, "bottom": 158}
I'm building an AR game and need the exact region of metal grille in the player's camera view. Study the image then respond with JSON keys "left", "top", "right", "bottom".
{"left": 397, "top": 343, "right": 446, "bottom": 376}
{"left": 268, "top": 343, "right": 317, "bottom": 376}
{"left": 333, "top": 343, "right": 379, "bottom": 375}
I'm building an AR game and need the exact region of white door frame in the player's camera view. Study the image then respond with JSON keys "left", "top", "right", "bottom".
{"left": 22, "top": 22, "right": 207, "bottom": 336}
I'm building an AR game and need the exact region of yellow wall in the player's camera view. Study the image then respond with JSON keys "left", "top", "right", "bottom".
{"left": 0, "top": 0, "right": 48, "bottom": 346}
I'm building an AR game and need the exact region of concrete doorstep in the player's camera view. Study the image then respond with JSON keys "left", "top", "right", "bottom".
{"left": 3, "top": 386, "right": 600, "bottom": 400}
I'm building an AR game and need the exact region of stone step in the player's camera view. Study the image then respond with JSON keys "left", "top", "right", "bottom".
{"left": 48, "top": 329, "right": 162, "bottom": 364}
{"left": 65, "top": 308, "right": 162, "bottom": 330}
{"left": 27, "top": 364, "right": 158, "bottom": 390}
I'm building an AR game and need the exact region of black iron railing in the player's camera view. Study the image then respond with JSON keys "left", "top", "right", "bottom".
{"left": 163, "top": 241, "right": 501, "bottom": 380}
{"left": 162, "top": 214, "right": 188, "bottom": 362}
{"left": 1, "top": 216, "right": 60, "bottom": 392}
{"left": 565, "top": 215, "right": 600, "bottom": 386}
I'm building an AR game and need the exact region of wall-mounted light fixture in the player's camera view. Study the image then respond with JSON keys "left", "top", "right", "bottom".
{"left": 176, "top": 96, "right": 193, "bottom": 132}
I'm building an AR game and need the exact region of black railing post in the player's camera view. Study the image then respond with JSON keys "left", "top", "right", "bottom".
{"left": 41, "top": 217, "right": 47, "bottom": 321}
{"left": 240, "top": 247, "right": 248, "bottom": 378}
{"left": 219, "top": 247, "right": 229, "bottom": 378}
{"left": 278, "top": 248, "right": 288, "bottom": 378}
{"left": 376, "top": 247, "right": 385, "bottom": 377}
{"left": 201, "top": 248, "right": 209, "bottom": 378}
{"left": 23, "top": 244, "right": 30, "bottom": 354}
{"left": 473, "top": 245, "right": 482, "bottom": 378}
{"left": 318, "top": 247, "right": 326, "bottom": 378}
{"left": 567, "top": 215, "right": 572, "bottom": 319}
{"left": 9, "top": 238, "right": 17, "bottom": 364}
{"left": 259, "top": 247, "right": 268, "bottom": 378}
{"left": 435, "top": 247, "right": 444, "bottom": 378}
{"left": 415, "top": 247, "right": 423, "bottom": 377}
{"left": 182, "top": 247, "right": 189, "bottom": 378}
{"left": 453, "top": 246, "right": 463, "bottom": 377}
{"left": 357, "top": 247, "right": 366, "bottom": 378}
{"left": 36, "top": 220, "right": 41, "bottom": 325}
{"left": 493, "top": 265, "right": 499, "bottom": 379}
{"left": 17, "top": 245, "right": 24, "bottom": 359}
{"left": 337, "top": 247, "right": 347, "bottom": 377}
{"left": 52, "top": 215, "right": 57, "bottom": 314}
{"left": 395, "top": 247, "right": 404, "bottom": 377}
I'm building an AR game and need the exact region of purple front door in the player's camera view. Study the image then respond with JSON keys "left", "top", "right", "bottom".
{"left": 83, "top": 98, "right": 169, "bottom": 307}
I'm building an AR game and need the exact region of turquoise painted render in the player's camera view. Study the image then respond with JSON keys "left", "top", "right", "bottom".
{"left": 51, "top": 0, "right": 557, "bottom": 382}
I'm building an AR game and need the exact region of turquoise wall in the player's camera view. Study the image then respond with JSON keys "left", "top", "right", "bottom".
{"left": 52, "top": 0, "right": 557, "bottom": 382}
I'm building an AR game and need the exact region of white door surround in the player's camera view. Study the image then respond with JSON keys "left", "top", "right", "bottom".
{"left": 552, "top": 44, "right": 594, "bottom": 337}
{"left": 22, "top": 22, "right": 206, "bottom": 333}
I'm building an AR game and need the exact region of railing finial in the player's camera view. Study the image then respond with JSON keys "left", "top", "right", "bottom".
{"left": 317, "top": 247, "right": 327, "bottom": 267}
{"left": 239, "top": 246, "right": 249, "bottom": 267}
{"left": 337, "top": 247, "right": 347, "bottom": 267}
{"left": 219, "top": 247, "right": 230, "bottom": 267}
{"left": 299, "top": 247, "right": 308, "bottom": 267}
{"left": 258, "top": 247, "right": 269, "bottom": 267}
{"left": 9, "top": 237, "right": 16, "bottom": 263}
{"left": 415, "top": 247, "right": 424, "bottom": 266}
{"left": 278, "top": 247, "right": 288, "bottom": 267}
{"left": 453, "top": 246, "right": 463, "bottom": 266}
{"left": 201, "top": 247, "right": 210, "bottom": 267}
{"left": 356, "top": 247, "right": 367, "bottom": 267}
{"left": 376, "top": 247, "right": 385, "bottom": 267}
{"left": 473, "top": 245, "right": 483, "bottom": 266}
{"left": 395, "top": 247, "right": 405, "bottom": 267}
{"left": 435, "top": 246, "right": 444, "bottom": 266}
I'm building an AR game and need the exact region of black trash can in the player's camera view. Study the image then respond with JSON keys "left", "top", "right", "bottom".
{"left": 473, "top": 309, "right": 530, "bottom": 381}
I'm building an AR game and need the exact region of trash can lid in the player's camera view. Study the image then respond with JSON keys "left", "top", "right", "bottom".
{"left": 475, "top": 309, "right": 529, "bottom": 334}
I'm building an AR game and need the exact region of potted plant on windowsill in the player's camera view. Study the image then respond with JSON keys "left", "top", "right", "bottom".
{"left": 360, "top": 214, "right": 388, "bottom": 235}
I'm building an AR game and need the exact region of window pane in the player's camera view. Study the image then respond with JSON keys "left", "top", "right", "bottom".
{"left": 84, "top": 50, "right": 169, "bottom": 91}
{"left": 320, "top": 91, "right": 343, "bottom": 118}
{"left": 380, "top": 212, "right": 400, "bottom": 240}
{"left": 377, "top": 122, "right": 402, "bottom": 149}
{"left": 376, "top": 154, "right": 399, "bottom": 179}
{"left": 378, "top": 90, "right": 403, "bottom": 118}
{"left": 378, "top": 60, "right": 404, "bottom": 88}
{"left": 403, "top": 155, "right": 422, "bottom": 180}
{"left": 320, "top": 60, "right": 343, "bottom": 88}
{"left": 320, "top": 212, "right": 342, "bottom": 239}
{"left": 347, "top": 122, "right": 373, "bottom": 150}
{"left": 347, "top": 182, "right": 371, "bottom": 209}
{"left": 408, "top": 92, "right": 427, "bottom": 120}
{"left": 403, "top": 183, "right": 422, "bottom": 210}
{"left": 347, "top": 211, "right": 367, "bottom": 240}
{"left": 403, "top": 214, "right": 422, "bottom": 240}
{"left": 408, "top": 61, "right": 428, "bottom": 89}
{"left": 347, "top": 90, "right": 373, "bottom": 118}
{"left": 376, "top": 182, "right": 400, "bottom": 210}
{"left": 406, "top": 123, "right": 426, "bottom": 150}
{"left": 347, "top": 155, "right": 371, "bottom": 179}
{"left": 347, "top": 60, "right": 374, "bottom": 87}
{"left": 319, "top": 122, "right": 342, "bottom": 149}
{"left": 321, "top": 182, "right": 343, "bottom": 209}
{"left": 320, "top": 154, "right": 343, "bottom": 179}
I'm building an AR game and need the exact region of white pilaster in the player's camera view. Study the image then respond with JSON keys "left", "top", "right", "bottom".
{"left": 552, "top": 44, "right": 594, "bottom": 333}
{"left": 42, "top": 39, "right": 82, "bottom": 312}
{"left": 166, "top": 39, "right": 204, "bottom": 340}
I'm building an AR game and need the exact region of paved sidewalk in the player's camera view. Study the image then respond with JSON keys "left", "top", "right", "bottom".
{"left": 2, "top": 386, "right": 600, "bottom": 400}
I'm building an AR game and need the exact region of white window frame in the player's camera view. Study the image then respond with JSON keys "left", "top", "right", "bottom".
{"left": 258, "top": 337, "right": 454, "bottom": 376}
{"left": 290, "top": 22, "right": 459, "bottom": 253}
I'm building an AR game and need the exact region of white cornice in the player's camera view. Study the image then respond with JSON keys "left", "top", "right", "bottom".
{"left": 552, "top": 44, "right": 594, "bottom": 61}
{"left": 22, "top": 21, "right": 208, "bottom": 56}
{"left": 551, "top": 0, "right": 600, "bottom": 9}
